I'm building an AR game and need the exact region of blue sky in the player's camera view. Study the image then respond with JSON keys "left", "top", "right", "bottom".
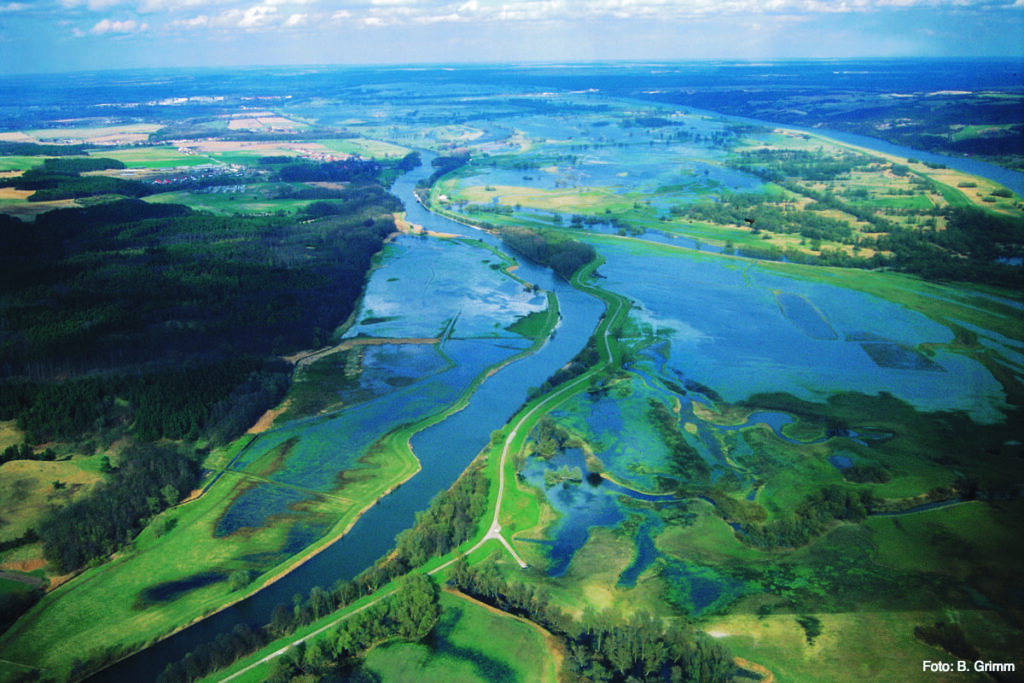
{"left": 1, "top": 0, "right": 1022, "bottom": 73}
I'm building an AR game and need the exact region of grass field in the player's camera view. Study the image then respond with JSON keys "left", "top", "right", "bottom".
{"left": 95, "top": 146, "right": 216, "bottom": 169}
{"left": 144, "top": 186, "right": 315, "bottom": 215}
{"left": 0, "top": 456, "right": 105, "bottom": 544}
{"left": 311, "top": 137, "right": 411, "bottom": 159}
{"left": 15, "top": 124, "right": 162, "bottom": 145}
{"left": 363, "top": 590, "right": 558, "bottom": 683}
{"left": 0, "top": 429, "right": 418, "bottom": 679}
{"left": 705, "top": 610, "right": 980, "bottom": 682}
{"left": 0, "top": 156, "right": 45, "bottom": 172}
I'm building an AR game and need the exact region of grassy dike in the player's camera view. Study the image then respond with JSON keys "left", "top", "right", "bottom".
{"left": 0, "top": 239, "right": 563, "bottom": 682}
{"left": 200, "top": 256, "right": 630, "bottom": 683}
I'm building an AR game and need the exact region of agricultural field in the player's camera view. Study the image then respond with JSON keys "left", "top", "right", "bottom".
{"left": 0, "top": 64, "right": 1021, "bottom": 683}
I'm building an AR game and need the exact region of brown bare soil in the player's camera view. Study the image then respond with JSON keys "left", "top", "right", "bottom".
{"left": 246, "top": 401, "right": 292, "bottom": 435}
{"left": 735, "top": 656, "right": 775, "bottom": 683}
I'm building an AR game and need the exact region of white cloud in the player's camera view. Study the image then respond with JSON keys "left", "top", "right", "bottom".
{"left": 140, "top": 0, "right": 229, "bottom": 12}
{"left": 91, "top": 17, "right": 148, "bottom": 32}
{"left": 237, "top": 4, "right": 277, "bottom": 26}
{"left": 0, "top": 2, "right": 28, "bottom": 11}
{"left": 169, "top": 13, "right": 210, "bottom": 28}
{"left": 49, "top": 0, "right": 1022, "bottom": 42}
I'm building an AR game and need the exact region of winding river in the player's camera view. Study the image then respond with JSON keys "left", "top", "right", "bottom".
{"left": 90, "top": 153, "right": 604, "bottom": 681}
{"left": 89, "top": 111, "right": 1023, "bottom": 679}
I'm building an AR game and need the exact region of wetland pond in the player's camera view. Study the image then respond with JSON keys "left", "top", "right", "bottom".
{"left": 92, "top": 156, "right": 605, "bottom": 681}
{"left": 518, "top": 230, "right": 1008, "bottom": 603}
{"left": 96, "top": 121, "right": 1019, "bottom": 676}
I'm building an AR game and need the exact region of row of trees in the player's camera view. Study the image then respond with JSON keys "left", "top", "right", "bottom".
{"left": 391, "top": 463, "right": 490, "bottom": 569}
{"left": 153, "top": 465, "right": 488, "bottom": 682}
{"left": 448, "top": 560, "right": 736, "bottom": 682}
{"left": 526, "top": 336, "right": 600, "bottom": 401}
{"left": 38, "top": 445, "right": 199, "bottom": 573}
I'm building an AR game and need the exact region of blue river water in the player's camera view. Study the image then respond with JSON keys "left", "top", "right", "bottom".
{"left": 90, "top": 154, "right": 604, "bottom": 681}
{"left": 89, "top": 103, "right": 1023, "bottom": 679}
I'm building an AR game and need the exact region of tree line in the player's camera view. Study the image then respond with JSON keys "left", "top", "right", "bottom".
{"left": 448, "top": 559, "right": 736, "bottom": 682}
{"left": 499, "top": 226, "right": 597, "bottom": 279}
{"left": 0, "top": 357, "right": 289, "bottom": 445}
{"left": 38, "top": 445, "right": 199, "bottom": 574}
{"left": 151, "top": 465, "right": 489, "bottom": 683}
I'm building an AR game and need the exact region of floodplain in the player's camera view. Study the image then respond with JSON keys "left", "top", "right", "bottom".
{"left": 0, "top": 63, "right": 1020, "bottom": 682}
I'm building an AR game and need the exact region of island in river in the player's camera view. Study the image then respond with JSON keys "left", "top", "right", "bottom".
{"left": 0, "top": 61, "right": 1021, "bottom": 683}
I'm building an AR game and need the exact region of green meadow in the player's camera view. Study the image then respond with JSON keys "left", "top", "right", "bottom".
{"left": 363, "top": 591, "right": 558, "bottom": 683}
{"left": 94, "top": 146, "right": 216, "bottom": 168}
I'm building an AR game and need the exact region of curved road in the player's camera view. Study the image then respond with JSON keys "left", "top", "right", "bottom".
{"left": 224, "top": 259, "right": 628, "bottom": 681}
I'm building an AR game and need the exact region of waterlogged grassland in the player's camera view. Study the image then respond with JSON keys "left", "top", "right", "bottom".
{"left": 432, "top": 107, "right": 1022, "bottom": 273}
{"left": 493, "top": 225, "right": 1020, "bottom": 679}
{"left": 0, "top": 434, "right": 417, "bottom": 677}
{"left": 363, "top": 591, "right": 558, "bottom": 683}
{"left": 345, "top": 235, "right": 547, "bottom": 340}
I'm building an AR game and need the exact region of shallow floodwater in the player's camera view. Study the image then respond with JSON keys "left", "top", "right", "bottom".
{"left": 346, "top": 234, "right": 546, "bottom": 340}
{"left": 90, "top": 153, "right": 607, "bottom": 682}
{"left": 594, "top": 239, "right": 1006, "bottom": 422}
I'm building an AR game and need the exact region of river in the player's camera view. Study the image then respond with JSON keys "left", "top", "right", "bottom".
{"left": 88, "top": 104, "right": 1022, "bottom": 680}
{"left": 89, "top": 152, "right": 604, "bottom": 681}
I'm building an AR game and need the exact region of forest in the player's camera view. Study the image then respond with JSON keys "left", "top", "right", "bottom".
{"left": 499, "top": 226, "right": 597, "bottom": 280}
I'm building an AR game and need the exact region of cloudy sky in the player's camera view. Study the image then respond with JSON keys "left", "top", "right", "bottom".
{"left": 1, "top": 0, "right": 1022, "bottom": 73}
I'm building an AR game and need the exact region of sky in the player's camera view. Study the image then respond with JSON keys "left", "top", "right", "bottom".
{"left": 0, "top": 0, "right": 1022, "bottom": 73}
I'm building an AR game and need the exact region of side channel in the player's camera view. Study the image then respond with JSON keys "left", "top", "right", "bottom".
{"left": 89, "top": 154, "right": 604, "bottom": 681}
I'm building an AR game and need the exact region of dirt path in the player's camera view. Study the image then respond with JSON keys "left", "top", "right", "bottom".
{"left": 735, "top": 656, "right": 775, "bottom": 683}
